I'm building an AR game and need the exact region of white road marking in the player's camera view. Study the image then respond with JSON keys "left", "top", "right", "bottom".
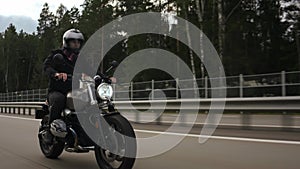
{"left": 0, "top": 114, "right": 40, "bottom": 122}
{"left": 135, "top": 129, "right": 300, "bottom": 145}
{"left": 1, "top": 114, "right": 300, "bottom": 145}
{"left": 129, "top": 120, "right": 300, "bottom": 129}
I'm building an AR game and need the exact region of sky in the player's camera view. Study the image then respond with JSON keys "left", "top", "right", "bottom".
{"left": 0, "top": 0, "right": 85, "bottom": 32}
{"left": 0, "top": 0, "right": 85, "bottom": 20}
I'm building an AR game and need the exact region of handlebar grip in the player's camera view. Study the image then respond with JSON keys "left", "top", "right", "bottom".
{"left": 53, "top": 73, "right": 72, "bottom": 81}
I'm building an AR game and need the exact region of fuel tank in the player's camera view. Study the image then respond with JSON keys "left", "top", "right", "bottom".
{"left": 66, "top": 89, "right": 89, "bottom": 111}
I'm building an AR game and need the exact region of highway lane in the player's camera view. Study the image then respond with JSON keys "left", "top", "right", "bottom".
{"left": 0, "top": 115, "right": 299, "bottom": 169}
{"left": 2, "top": 107, "right": 300, "bottom": 128}
{"left": 122, "top": 112, "right": 300, "bottom": 127}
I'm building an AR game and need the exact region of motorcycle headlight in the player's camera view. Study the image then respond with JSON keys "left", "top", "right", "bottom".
{"left": 97, "top": 83, "right": 113, "bottom": 100}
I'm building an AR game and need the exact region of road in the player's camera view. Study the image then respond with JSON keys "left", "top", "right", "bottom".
{"left": 0, "top": 114, "right": 299, "bottom": 169}
{"left": 123, "top": 112, "right": 300, "bottom": 130}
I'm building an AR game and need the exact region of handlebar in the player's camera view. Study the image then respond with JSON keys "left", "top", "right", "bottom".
{"left": 53, "top": 73, "right": 112, "bottom": 85}
{"left": 54, "top": 73, "right": 73, "bottom": 81}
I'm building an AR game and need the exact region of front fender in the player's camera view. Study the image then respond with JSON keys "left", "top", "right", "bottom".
{"left": 102, "top": 111, "right": 120, "bottom": 118}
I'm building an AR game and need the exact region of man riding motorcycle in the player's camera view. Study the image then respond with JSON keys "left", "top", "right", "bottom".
{"left": 43, "top": 29, "right": 92, "bottom": 142}
{"left": 39, "top": 29, "right": 136, "bottom": 169}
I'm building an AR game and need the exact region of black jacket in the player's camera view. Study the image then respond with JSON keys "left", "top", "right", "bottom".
{"left": 43, "top": 49, "right": 95, "bottom": 94}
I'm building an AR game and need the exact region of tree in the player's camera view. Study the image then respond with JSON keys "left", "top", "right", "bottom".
{"left": 281, "top": 0, "right": 300, "bottom": 70}
{"left": 0, "top": 33, "right": 4, "bottom": 92}
{"left": 79, "top": 0, "right": 114, "bottom": 38}
{"left": 3, "top": 24, "right": 18, "bottom": 92}
{"left": 54, "top": 4, "right": 68, "bottom": 47}
{"left": 32, "top": 3, "right": 57, "bottom": 89}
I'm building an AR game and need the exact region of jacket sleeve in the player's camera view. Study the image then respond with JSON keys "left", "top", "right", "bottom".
{"left": 43, "top": 52, "right": 58, "bottom": 79}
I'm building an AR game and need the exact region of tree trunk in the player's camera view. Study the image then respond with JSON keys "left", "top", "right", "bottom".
{"left": 184, "top": 2, "right": 198, "bottom": 97}
{"left": 217, "top": 0, "right": 225, "bottom": 62}
{"left": 5, "top": 47, "right": 9, "bottom": 93}
{"left": 195, "top": 0, "right": 206, "bottom": 79}
{"left": 296, "top": 30, "right": 300, "bottom": 69}
{"left": 27, "top": 54, "right": 33, "bottom": 90}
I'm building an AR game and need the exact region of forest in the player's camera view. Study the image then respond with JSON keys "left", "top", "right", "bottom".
{"left": 0, "top": 0, "right": 299, "bottom": 92}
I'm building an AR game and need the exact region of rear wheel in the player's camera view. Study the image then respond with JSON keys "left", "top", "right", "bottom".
{"left": 95, "top": 114, "right": 136, "bottom": 169}
{"left": 38, "top": 115, "right": 64, "bottom": 159}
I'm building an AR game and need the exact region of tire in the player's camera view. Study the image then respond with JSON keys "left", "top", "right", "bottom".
{"left": 95, "top": 114, "right": 136, "bottom": 169}
{"left": 38, "top": 116, "right": 65, "bottom": 159}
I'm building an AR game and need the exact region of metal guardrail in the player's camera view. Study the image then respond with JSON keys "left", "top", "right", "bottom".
{"left": 114, "top": 97, "right": 300, "bottom": 129}
{"left": 114, "top": 96, "right": 300, "bottom": 111}
{"left": 0, "top": 102, "right": 44, "bottom": 116}
{"left": 0, "top": 89, "right": 48, "bottom": 102}
{"left": 0, "top": 71, "right": 300, "bottom": 102}
{"left": 0, "top": 97, "right": 299, "bottom": 130}
{"left": 114, "top": 70, "right": 300, "bottom": 100}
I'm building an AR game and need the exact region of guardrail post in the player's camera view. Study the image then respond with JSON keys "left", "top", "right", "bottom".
{"left": 130, "top": 82, "right": 133, "bottom": 101}
{"left": 239, "top": 74, "right": 243, "bottom": 98}
{"left": 282, "top": 112, "right": 294, "bottom": 131}
{"left": 280, "top": 71, "right": 290, "bottom": 130}
{"left": 155, "top": 110, "right": 162, "bottom": 125}
{"left": 151, "top": 80, "right": 154, "bottom": 100}
{"left": 179, "top": 112, "right": 186, "bottom": 126}
{"left": 135, "top": 110, "right": 140, "bottom": 123}
{"left": 281, "top": 71, "right": 286, "bottom": 96}
{"left": 241, "top": 111, "right": 251, "bottom": 130}
{"left": 205, "top": 76, "right": 208, "bottom": 98}
{"left": 176, "top": 78, "right": 179, "bottom": 99}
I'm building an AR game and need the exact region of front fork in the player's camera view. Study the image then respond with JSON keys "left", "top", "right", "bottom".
{"left": 93, "top": 111, "right": 121, "bottom": 150}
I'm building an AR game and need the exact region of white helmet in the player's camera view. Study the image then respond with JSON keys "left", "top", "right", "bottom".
{"left": 50, "top": 119, "right": 67, "bottom": 138}
{"left": 63, "top": 28, "right": 84, "bottom": 48}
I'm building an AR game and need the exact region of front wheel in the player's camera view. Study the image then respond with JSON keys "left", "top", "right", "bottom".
{"left": 95, "top": 114, "right": 136, "bottom": 169}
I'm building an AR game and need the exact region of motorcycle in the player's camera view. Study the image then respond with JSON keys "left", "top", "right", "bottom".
{"left": 36, "top": 61, "right": 136, "bottom": 169}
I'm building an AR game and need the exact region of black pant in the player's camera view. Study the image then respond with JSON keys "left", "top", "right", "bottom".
{"left": 48, "top": 91, "right": 66, "bottom": 124}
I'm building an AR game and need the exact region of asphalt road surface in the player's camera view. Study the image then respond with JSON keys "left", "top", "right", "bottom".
{"left": 0, "top": 114, "right": 299, "bottom": 169}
